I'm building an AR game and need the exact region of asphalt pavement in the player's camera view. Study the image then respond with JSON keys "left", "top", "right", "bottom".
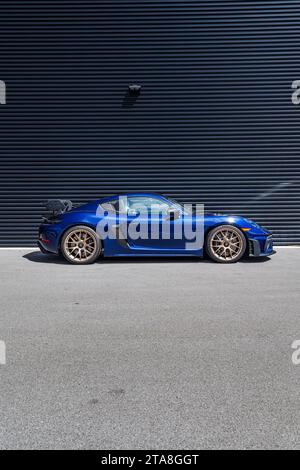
{"left": 0, "top": 248, "right": 299, "bottom": 449}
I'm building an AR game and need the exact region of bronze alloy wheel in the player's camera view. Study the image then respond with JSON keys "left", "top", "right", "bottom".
{"left": 206, "top": 225, "right": 246, "bottom": 263}
{"left": 61, "top": 226, "right": 102, "bottom": 264}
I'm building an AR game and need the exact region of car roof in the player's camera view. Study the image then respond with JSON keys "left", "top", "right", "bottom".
{"left": 98, "top": 192, "right": 167, "bottom": 203}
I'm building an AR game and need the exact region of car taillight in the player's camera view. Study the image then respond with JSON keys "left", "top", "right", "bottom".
{"left": 40, "top": 234, "right": 50, "bottom": 244}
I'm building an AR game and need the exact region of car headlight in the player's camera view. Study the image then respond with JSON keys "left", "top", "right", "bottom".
{"left": 244, "top": 218, "right": 258, "bottom": 228}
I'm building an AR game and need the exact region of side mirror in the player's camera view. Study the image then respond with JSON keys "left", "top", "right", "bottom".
{"left": 166, "top": 207, "right": 181, "bottom": 221}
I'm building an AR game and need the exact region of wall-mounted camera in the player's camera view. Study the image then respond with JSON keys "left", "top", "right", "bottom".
{"left": 128, "top": 84, "right": 141, "bottom": 95}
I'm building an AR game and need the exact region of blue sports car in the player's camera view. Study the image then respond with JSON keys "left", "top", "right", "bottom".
{"left": 38, "top": 193, "right": 275, "bottom": 264}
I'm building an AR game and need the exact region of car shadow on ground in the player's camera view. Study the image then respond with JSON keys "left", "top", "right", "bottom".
{"left": 23, "top": 251, "right": 272, "bottom": 265}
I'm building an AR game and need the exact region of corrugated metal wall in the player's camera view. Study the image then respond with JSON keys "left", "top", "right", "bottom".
{"left": 0, "top": 0, "right": 299, "bottom": 246}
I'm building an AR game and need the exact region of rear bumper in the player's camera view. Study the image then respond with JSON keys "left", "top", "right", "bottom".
{"left": 37, "top": 240, "right": 58, "bottom": 254}
{"left": 38, "top": 223, "right": 61, "bottom": 254}
{"left": 249, "top": 235, "right": 275, "bottom": 257}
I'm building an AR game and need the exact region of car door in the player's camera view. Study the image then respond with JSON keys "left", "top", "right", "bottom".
{"left": 123, "top": 195, "right": 186, "bottom": 252}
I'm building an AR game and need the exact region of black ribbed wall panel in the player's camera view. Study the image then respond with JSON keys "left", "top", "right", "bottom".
{"left": 0, "top": 0, "right": 299, "bottom": 246}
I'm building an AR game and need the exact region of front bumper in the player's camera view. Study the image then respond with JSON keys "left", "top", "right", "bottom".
{"left": 249, "top": 235, "right": 275, "bottom": 257}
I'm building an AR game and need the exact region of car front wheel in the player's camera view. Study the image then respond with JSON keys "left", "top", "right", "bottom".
{"left": 206, "top": 225, "right": 247, "bottom": 263}
{"left": 61, "top": 226, "right": 102, "bottom": 264}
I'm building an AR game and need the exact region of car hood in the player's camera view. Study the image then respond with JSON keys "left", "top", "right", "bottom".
{"left": 201, "top": 213, "right": 271, "bottom": 235}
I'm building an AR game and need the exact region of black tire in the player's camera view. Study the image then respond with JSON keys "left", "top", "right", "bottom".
{"left": 205, "top": 225, "right": 247, "bottom": 263}
{"left": 60, "top": 225, "right": 102, "bottom": 265}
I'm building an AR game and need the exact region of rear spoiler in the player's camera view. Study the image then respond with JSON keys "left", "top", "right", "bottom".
{"left": 41, "top": 199, "right": 82, "bottom": 222}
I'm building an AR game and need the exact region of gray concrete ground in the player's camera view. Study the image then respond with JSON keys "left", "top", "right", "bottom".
{"left": 0, "top": 248, "right": 299, "bottom": 449}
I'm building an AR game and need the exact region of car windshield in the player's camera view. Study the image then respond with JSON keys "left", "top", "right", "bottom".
{"left": 165, "top": 196, "right": 182, "bottom": 208}
{"left": 165, "top": 196, "right": 191, "bottom": 214}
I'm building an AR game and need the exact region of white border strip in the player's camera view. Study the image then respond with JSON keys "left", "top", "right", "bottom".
{"left": 0, "top": 246, "right": 300, "bottom": 250}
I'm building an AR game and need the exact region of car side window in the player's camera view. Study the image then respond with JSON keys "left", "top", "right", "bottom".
{"left": 127, "top": 197, "right": 171, "bottom": 215}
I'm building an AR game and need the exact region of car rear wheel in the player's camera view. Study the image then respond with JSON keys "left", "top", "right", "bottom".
{"left": 206, "top": 225, "right": 246, "bottom": 263}
{"left": 61, "top": 226, "right": 102, "bottom": 264}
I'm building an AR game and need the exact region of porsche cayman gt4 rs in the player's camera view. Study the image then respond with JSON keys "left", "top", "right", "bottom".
{"left": 38, "top": 193, "right": 275, "bottom": 264}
